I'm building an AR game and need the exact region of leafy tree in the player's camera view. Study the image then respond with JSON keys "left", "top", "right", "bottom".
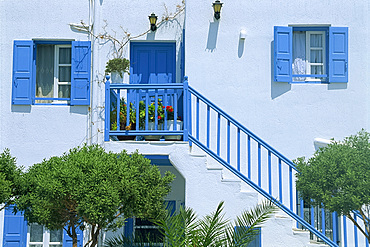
{"left": 0, "top": 149, "right": 22, "bottom": 209}
{"left": 104, "top": 200, "right": 276, "bottom": 247}
{"left": 16, "top": 145, "right": 174, "bottom": 247}
{"left": 295, "top": 130, "right": 370, "bottom": 244}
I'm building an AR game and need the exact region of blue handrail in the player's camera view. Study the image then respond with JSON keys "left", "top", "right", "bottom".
{"left": 187, "top": 85, "right": 339, "bottom": 247}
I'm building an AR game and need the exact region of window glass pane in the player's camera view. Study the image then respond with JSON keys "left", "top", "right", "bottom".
{"left": 311, "top": 65, "right": 323, "bottom": 75}
{"left": 50, "top": 245, "right": 62, "bottom": 247}
{"left": 310, "top": 34, "right": 323, "bottom": 47}
{"left": 50, "top": 229, "right": 63, "bottom": 242}
{"left": 30, "top": 224, "right": 43, "bottom": 242}
{"left": 310, "top": 50, "right": 323, "bottom": 63}
{"left": 58, "top": 85, "right": 71, "bottom": 98}
{"left": 59, "top": 66, "right": 71, "bottom": 82}
{"left": 30, "top": 245, "right": 43, "bottom": 247}
{"left": 36, "top": 44, "right": 54, "bottom": 98}
{"left": 59, "top": 48, "right": 71, "bottom": 64}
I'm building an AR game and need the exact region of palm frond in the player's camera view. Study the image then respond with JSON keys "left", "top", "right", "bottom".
{"left": 194, "top": 201, "right": 229, "bottom": 247}
{"left": 226, "top": 200, "right": 277, "bottom": 247}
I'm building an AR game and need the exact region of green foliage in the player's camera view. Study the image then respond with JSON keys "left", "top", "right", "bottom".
{"left": 0, "top": 149, "right": 22, "bottom": 206}
{"left": 105, "top": 200, "right": 276, "bottom": 247}
{"left": 295, "top": 130, "right": 370, "bottom": 243}
{"left": 16, "top": 145, "right": 174, "bottom": 247}
{"left": 295, "top": 130, "right": 370, "bottom": 214}
{"left": 105, "top": 58, "right": 130, "bottom": 77}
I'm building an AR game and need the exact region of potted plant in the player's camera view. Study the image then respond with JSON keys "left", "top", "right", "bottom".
{"left": 164, "top": 105, "right": 183, "bottom": 129}
{"left": 110, "top": 97, "right": 136, "bottom": 140}
{"left": 105, "top": 58, "right": 130, "bottom": 83}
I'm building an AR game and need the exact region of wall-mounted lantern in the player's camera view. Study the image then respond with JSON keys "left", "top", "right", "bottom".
{"left": 212, "top": 0, "right": 223, "bottom": 20}
{"left": 149, "top": 13, "right": 158, "bottom": 31}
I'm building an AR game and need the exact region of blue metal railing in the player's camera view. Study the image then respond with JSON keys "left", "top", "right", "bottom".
{"left": 104, "top": 75, "right": 368, "bottom": 246}
{"left": 187, "top": 82, "right": 368, "bottom": 247}
{"left": 104, "top": 75, "right": 190, "bottom": 141}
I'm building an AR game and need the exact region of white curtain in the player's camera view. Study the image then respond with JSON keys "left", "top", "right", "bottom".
{"left": 292, "top": 31, "right": 306, "bottom": 81}
{"left": 36, "top": 45, "right": 54, "bottom": 102}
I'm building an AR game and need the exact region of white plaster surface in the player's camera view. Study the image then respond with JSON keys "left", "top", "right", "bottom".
{"left": 185, "top": 0, "right": 370, "bottom": 161}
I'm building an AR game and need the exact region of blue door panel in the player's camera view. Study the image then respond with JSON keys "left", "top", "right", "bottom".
{"left": 63, "top": 227, "right": 83, "bottom": 247}
{"left": 130, "top": 42, "right": 176, "bottom": 84}
{"left": 3, "top": 206, "right": 28, "bottom": 247}
{"left": 129, "top": 42, "right": 177, "bottom": 107}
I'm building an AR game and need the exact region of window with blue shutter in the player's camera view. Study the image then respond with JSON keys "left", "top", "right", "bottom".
{"left": 3, "top": 206, "right": 28, "bottom": 247}
{"left": 274, "top": 26, "right": 348, "bottom": 83}
{"left": 11, "top": 40, "right": 91, "bottom": 105}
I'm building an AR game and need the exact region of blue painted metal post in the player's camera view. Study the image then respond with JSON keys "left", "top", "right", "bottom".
{"left": 104, "top": 75, "right": 111, "bottom": 141}
{"left": 279, "top": 158, "right": 283, "bottom": 203}
{"left": 268, "top": 151, "right": 272, "bottom": 195}
{"left": 322, "top": 207, "right": 326, "bottom": 239}
{"left": 116, "top": 90, "right": 120, "bottom": 131}
{"left": 354, "top": 214, "right": 358, "bottom": 247}
{"left": 289, "top": 166, "right": 293, "bottom": 210}
{"left": 333, "top": 212, "right": 338, "bottom": 244}
{"left": 183, "top": 77, "right": 189, "bottom": 141}
{"left": 258, "top": 143, "right": 261, "bottom": 187}
{"left": 196, "top": 97, "right": 199, "bottom": 140}
{"left": 188, "top": 81, "right": 192, "bottom": 144}
{"left": 227, "top": 120, "right": 230, "bottom": 164}
{"left": 207, "top": 105, "right": 210, "bottom": 148}
{"left": 237, "top": 128, "right": 240, "bottom": 171}
{"left": 217, "top": 113, "right": 220, "bottom": 155}
{"left": 247, "top": 135, "right": 251, "bottom": 179}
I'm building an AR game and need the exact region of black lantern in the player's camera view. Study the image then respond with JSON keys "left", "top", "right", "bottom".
{"left": 149, "top": 13, "right": 158, "bottom": 31}
{"left": 212, "top": 0, "right": 223, "bottom": 20}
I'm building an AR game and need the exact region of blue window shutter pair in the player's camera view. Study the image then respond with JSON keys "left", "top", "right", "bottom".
{"left": 3, "top": 206, "right": 28, "bottom": 247}
{"left": 274, "top": 26, "right": 348, "bottom": 83}
{"left": 12, "top": 41, "right": 91, "bottom": 105}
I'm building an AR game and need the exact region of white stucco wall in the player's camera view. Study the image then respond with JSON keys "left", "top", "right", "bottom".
{"left": 185, "top": 0, "right": 370, "bottom": 160}
{"left": 0, "top": 0, "right": 91, "bottom": 167}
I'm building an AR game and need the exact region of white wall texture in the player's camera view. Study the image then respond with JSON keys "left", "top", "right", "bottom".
{"left": 185, "top": 0, "right": 370, "bottom": 160}
{"left": 0, "top": 0, "right": 91, "bottom": 167}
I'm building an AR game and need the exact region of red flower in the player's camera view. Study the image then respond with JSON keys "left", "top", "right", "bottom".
{"left": 169, "top": 108, "right": 174, "bottom": 113}
{"left": 158, "top": 116, "right": 162, "bottom": 120}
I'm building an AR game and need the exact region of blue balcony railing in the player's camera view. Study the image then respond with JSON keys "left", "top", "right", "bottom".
{"left": 104, "top": 75, "right": 190, "bottom": 141}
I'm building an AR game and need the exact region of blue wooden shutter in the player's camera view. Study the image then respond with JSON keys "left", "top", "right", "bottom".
{"left": 63, "top": 226, "right": 83, "bottom": 247}
{"left": 12, "top": 40, "right": 34, "bottom": 105}
{"left": 328, "top": 27, "right": 348, "bottom": 83}
{"left": 274, "top": 26, "right": 292, "bottom": 83}
{"left": 3, "top": 206, "right": 28, "bottom": 247}
{"left": 71, "top": 41, "right": 91, "bottom": 105}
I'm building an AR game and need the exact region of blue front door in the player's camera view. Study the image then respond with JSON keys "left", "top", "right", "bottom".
{"left": 130, "top": 42, "right": 176, "bottom": 84}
